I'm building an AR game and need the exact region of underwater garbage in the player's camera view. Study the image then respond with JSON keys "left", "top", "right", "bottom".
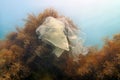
{"left": 0, "top": 9, "right": 120, "bottom": 80}
{"left": 36, "top": 16, "right": 70, "bottom": 57}
{"left": 36, "top": 16, "right": 88, "bottom": 60}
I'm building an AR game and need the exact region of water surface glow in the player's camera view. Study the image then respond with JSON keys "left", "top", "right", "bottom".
{"left": 0, "top": 0, "right": 120, "bottom": 47}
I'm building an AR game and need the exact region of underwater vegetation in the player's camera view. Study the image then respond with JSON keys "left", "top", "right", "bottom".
{"left": 0, "top": 9, "right": 120, "bottom": 80}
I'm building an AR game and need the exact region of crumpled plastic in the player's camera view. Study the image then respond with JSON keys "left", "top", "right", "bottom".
{"left": 59, "top": 17, "right": 88, "bottom": 61}
{"left": 36, "top": 16, "right": 88, "bottom": 59}
{"left": 36, "top": 17, "right": 69, "bottom": 57}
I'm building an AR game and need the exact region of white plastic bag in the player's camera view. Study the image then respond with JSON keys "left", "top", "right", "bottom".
{"left": 36, "top": 16, "right": 88, "bottom": 59}
{"left": 36, "top": 17, "right": 69, "bottom": 57}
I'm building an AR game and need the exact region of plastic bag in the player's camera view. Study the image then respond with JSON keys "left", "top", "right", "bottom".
{"left": 36, "top": 16, "right": 88, "bottom": 59}
{"left": 59, "top": 17, "right": 88, "bottom": 55}
{"left": 36, "top": 17, "right": 69, "bottom": 57}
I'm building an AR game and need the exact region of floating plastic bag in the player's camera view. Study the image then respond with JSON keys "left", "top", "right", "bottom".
{"left": 36, "top": 17, "right": 69, "bottom": 57}
{"left": 36, "top": 16, "right": 88, "bottom": 59}
{"left": 59, "top": 17, "right": 88, "bottom": 61}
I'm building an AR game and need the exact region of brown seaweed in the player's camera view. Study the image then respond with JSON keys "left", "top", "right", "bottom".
{"left": 0, "top": 8, "right": 120, "bottom": 80}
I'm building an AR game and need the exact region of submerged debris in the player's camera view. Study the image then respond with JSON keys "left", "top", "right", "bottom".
{"left": 36, "top": 16, "right": 88, "bottom": 60}
{"left": 0, "top": 9, "right": 120, "bottom": 80}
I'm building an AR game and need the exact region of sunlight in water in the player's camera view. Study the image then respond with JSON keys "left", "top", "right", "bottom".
{"left": 0, "top": 0, "right": 120, "bottom": 47}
